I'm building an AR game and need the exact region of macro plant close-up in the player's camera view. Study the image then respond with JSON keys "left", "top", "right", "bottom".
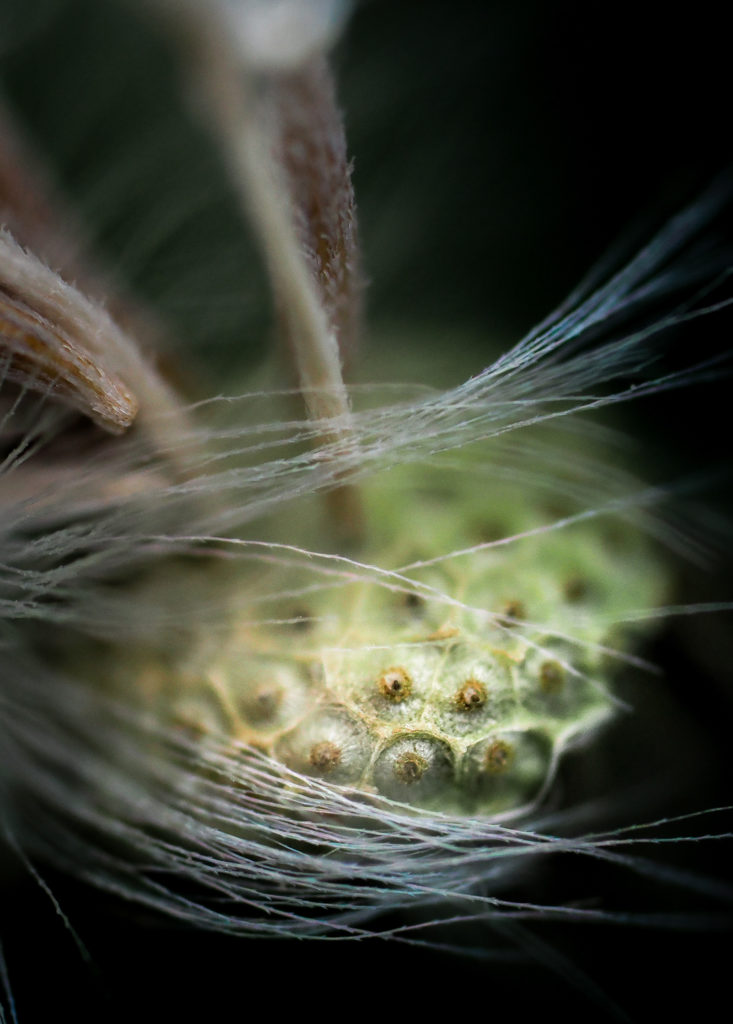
{"left": 1, "top": 1, "right": 732, "bottom": 1020}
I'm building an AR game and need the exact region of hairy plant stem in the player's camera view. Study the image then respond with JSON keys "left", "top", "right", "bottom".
{"left": 181, "top": 12, "right": 363, "bottom": 542}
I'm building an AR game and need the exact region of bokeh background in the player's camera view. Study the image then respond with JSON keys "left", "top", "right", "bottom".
{"left": 1, "top": 1, "right": 731, "bottom": 1019}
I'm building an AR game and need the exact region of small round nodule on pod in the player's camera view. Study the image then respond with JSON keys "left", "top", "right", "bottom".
{"left": 484, "top": 738, "right": 514, "bottom": 774}
{"left": 275, "top": 707, "right": 373, "bottom": 783}
{"left": 563, "top": 576, "right": 591, "bottom": 603}
{"left": 402, "top": 591, "right": 424, "bottom": 614}
{"left": 539, "top": 660, "right": 565, "bottom": 694}
{"left": 498, "top": 600, "right": 526, "bottom": 626}
{"left": 454, "top": 678, "right": 487, "bottom": 711}
{"left": 462, "top": 730, "right": 553, "bottom": 814}
{"left": 289, "top": 608, "right": 314, "bottom": 631}
{"left": 308, "top": 740, "right": 342, "bottom": 773}
{"left": 378, "top": 666, "right": 412, "bottom": 702}
{"left": 226, "top": 659, "right": 312, "bottom": 734}
{"left": 241, "top": 684, "right": 283, "bottom": 724}
{"left": 373, "top": 734, "right": 454, "bottom": 802}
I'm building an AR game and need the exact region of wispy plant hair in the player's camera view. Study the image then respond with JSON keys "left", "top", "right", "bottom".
{"left": 0, "top": 2, "right": 732, "bottom": 1020}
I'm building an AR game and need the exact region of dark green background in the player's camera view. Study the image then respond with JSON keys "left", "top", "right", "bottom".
{"left": 1, "top": 2, "right": 731, "bottom": 1020}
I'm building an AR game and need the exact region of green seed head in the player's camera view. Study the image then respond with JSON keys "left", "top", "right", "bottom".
{"left": 151, "top": 456, "right": 666, "bottom": 818}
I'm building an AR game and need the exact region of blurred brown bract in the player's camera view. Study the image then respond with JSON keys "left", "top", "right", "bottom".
{"left": 0, "top": 234, "right": 139, "bottom": 433}
{"left": 270, "top": 56, "right": 362, "bottom": 359}
{"left": 0, "top": 99, "right": 138, "bottom": 433}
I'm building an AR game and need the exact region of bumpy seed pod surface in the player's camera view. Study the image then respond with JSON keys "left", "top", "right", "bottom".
{"left": 129, "top": 454, "right": 666, "bottom": 819}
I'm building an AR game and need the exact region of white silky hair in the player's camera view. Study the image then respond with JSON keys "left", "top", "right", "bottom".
{"left": 1, "top": 174, "right": 730, "bottom": 635}
{"left": 0, "top": 0, "right": 732, "bottom": 1018}
{"left": 1, "top": 184, "right": 731, "bottom": 943}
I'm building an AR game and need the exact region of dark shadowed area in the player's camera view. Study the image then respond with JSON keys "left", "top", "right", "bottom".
{"left": 1, "top": 1, "right": 731, "bottom": 1020}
